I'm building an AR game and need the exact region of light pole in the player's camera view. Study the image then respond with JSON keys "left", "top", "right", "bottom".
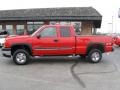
{"left": 108, "top": 16, "right": 113, "bottom": 33}
{"left": 112, "top": 16, "right": 113, "bottom": 33}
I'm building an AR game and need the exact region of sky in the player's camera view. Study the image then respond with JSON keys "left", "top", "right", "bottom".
{"left": 0, "top": 0, "right": 120, "bottom": 33}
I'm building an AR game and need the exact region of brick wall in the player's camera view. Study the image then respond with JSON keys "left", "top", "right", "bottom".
{"left": 81, "top": 21, "right": 93, "bottom": 35}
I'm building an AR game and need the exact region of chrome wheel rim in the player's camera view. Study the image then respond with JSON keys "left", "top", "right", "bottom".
{"left": 91, "top": 52, "right": 100, "bottom": 62}
{"left": 16, "top": 53, "right": 26, "bottom": 64}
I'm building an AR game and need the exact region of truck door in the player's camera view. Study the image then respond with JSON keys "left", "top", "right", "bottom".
{"left": 33, "top": 26, "right": 60, "bottom": 55}
{"left": 57, "top": 26, "right": 75, "bottom": 55}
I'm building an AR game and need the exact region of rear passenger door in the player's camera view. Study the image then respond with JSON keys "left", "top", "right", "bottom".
{"left": 57, "top": 26, "right": 75, "bottom": 55}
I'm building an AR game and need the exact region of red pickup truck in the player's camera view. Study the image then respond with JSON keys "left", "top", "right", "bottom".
{"left": 2, "top": 25, "right": 114, "bottom": 65}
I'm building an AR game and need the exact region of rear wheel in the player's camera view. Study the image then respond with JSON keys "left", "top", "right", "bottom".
{"left": 13, "top": 49, "right": 31, "bottom": 65}
{"left": 87, "top": 49, "right": 102, "bottom": 63}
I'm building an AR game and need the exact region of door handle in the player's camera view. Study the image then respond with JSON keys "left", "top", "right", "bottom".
{"left": 54, "top": 39, "right": 58, "bottom": 42}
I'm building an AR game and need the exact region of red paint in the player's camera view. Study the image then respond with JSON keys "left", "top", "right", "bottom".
{"left": 114, "top": 36, "right": 120, "bottom": 46}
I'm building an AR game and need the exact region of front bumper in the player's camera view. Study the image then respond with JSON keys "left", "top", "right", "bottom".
{"left": 2, "top": 47, "right": 11, "bottom": 58}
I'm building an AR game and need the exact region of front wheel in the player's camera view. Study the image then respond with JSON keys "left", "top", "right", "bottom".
{"left": 87, "top": 49, "right": 102, "bottom": 63}
{"left": 13, "top": 49, "right": 31, "bottom": 65}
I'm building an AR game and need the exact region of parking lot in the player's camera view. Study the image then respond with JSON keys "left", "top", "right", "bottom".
{"left": 0, "top": 47, "right": 120, "bottom": 90}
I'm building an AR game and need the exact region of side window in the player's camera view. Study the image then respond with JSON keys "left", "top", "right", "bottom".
{"left": 60, "top": 27, "right": 71, "bottom": 37}
{"left": 40, "top": 27, "right": 57, "bottom": 37}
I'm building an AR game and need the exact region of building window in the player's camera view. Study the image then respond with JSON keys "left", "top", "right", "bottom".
{"left": 60, "top": 21, "right": 71, "bottom": 25}
{"left": 50, "top": 21, "right": 60, "bottom": 25}
{"left": 71, "top": 22, "right": 81, "bottom": 35}
{"left": 16, "top": 25, "right": 24, "bottom": 35}
{"left": 0, "top": 25, "right": 2, "bottom": 31}
{"left": 6, "top": 25, "right": 14, "bottom": 35}
{"left": 50, "top": 21, "right": 71, "bottom": 25}
{"left": 27, "top": 21, "right": 44, "bottom": 35}
{"left": 0, "top": 25, "right": 3, "bottom": 35}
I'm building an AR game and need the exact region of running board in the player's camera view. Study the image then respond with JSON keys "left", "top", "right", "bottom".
{"left": 31, "top": 55, "right": 79, "bottom": 59}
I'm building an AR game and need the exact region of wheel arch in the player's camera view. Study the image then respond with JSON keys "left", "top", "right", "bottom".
{"left": 86, "top": 42, "right": 105, "bottom": 54}
{"left": 11, "top": 43, "right": 32, "bottom": 56}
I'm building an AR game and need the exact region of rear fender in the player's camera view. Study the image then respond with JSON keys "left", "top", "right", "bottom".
{"left": 86, "top": 42, "right": 105, "bottom": 54}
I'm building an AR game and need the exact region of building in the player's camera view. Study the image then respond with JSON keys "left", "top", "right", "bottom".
{"left": 118, "top": 8, "right": 120, "bottom": 33}
{"left": 0, "top": 7, "right": 102, "bottom": 35}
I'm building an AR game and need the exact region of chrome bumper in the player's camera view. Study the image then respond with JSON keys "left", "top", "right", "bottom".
{"left": 2, "top": 47, "right": 11, "bottom": 58}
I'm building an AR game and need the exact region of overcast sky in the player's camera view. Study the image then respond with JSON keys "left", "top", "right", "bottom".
{"left": 0, "top": 0, "right": 120, "bottom": 33}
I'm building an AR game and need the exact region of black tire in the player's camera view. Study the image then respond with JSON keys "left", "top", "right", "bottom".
{"left": 13, "top": 49, "right": 31, "bottom": 65}
{"left": 87, "top": 49, "right": 102, "bottom": 63}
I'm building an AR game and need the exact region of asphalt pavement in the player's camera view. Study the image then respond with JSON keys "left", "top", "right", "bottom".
{"left": 0, "top": 47, "right": 120, "bottom": 90}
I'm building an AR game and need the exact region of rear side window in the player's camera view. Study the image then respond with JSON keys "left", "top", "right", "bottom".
{"left": 60, "top": 27, "right": 71, "bottom": 37}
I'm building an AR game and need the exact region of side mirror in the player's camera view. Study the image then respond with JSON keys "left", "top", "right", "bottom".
{"left": 36, "top": 34, "right": 41, "bottom": 39}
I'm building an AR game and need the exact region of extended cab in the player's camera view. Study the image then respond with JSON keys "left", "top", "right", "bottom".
{"left": 2, "top": 25, "right": 114, "bottom": 65}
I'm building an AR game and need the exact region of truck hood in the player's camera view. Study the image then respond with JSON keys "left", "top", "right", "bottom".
{"left": 4, "top": 35, "right": 32, "bottom": 48}
{"left": 6, "top": 35, "right": 30, "bottom": 40}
